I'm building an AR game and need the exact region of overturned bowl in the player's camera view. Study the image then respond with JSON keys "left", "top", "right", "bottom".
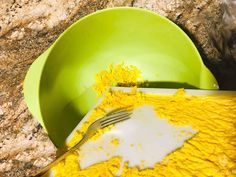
{"left": 24, "top": 7, "right": 218, "bottom": 147}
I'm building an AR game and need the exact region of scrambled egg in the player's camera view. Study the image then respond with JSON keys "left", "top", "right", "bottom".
{"left": 52, "top": 64, "right": 236, "bottom": 177}
{"left": 53, "top": 90, "right": 236, "bottom": 177}
{"left": 93, "top": 63, "right": 142, "bottom": 95}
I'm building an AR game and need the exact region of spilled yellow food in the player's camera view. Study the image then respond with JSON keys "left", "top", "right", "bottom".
{"left": 93, "top": 63, "right": 142, "bottom": 95}
{"left": 53, "top": 90, "right": 236, "bottom": 177}
{"left": 52, "top": 64, "right": 236, "bottom": 177}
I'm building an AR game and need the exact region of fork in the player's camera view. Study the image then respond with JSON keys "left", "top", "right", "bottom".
{"left": 34, "top": 107, "right": 132, "bottom": 177}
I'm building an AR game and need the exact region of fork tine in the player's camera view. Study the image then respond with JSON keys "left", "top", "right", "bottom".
{"left": 101, "top": 112, "right": 132, "bottom": 125}
{"left": 101, "top": 113, "right": 132, "bottom": 127}
{"left": 100, "top": 110, "right": 132, "bottom": 123}
{"left": 106, "top": 106, "right": 133, "bottom": 116}
{"left": 101, "top": 116, "right": 131, "bottom": 128}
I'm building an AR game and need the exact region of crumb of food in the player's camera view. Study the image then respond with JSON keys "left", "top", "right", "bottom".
{"left": 110, "top": 138, "right": 120, "bottom": 146}
{"left": 140, "top": 160, "right": 145, "bottom": 169}
{"left": 98, "top": 146, "right": 103, "bottom": 151}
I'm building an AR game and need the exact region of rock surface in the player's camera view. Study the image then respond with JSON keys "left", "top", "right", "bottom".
{"left": 0, "top": 0, "right": 235, "bottom": 176}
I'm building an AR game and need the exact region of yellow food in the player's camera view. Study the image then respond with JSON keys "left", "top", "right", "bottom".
{"left": 53, "top": 89, "right": 236, "bottom": 177}
{"left": 52, "top": 155, "right": 121, "bottom": 177}
{"left": 110, "top": 138, "right": 120, "bottom": 146}
{"left": 52, "top": 64, "right": 236, "bottom": 177}
{"left": 93, "top": 63, "right": 142, "bottom": 95}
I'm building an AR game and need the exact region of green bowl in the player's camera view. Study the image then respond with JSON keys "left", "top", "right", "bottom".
{"left": 23, "top": 7, "right": 218, "bottom": 147}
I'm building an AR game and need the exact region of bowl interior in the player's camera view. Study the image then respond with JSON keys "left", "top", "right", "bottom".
{"left": 39, "top": 8, "right": 217, "bottom": 147}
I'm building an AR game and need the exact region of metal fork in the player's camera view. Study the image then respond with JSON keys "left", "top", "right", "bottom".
{"left": 34, "top": 107, "right": 132, "bottom": 177}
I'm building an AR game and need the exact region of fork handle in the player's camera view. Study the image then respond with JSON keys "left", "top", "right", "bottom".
{"left": 33, "top": 135, "right": 88, "bottom": 177}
